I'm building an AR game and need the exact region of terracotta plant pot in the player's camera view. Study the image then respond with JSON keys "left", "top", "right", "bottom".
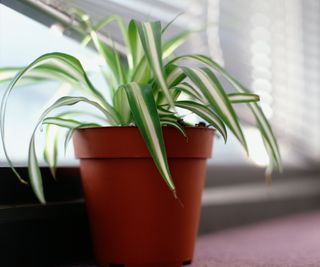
{"left": 73, "top": 126, "right": 214, "bottom": 267}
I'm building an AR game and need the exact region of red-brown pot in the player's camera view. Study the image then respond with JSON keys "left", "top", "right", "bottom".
{"left": 73, "top": 126, "right": 214, "bottom": 267}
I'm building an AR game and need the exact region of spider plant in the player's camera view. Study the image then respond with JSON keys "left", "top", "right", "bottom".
{"left": 0, "top": 10, "right": 281, "bottom": 203}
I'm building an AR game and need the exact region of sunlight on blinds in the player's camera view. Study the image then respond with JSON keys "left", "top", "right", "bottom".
{"left": 218, "top": 0, "right": 320, "bottom": 164}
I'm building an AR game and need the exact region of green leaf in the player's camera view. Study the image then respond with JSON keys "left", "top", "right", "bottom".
{"left": 128, "top": 20, "right": 144, "bottom": 69}
{"left": 64, "top": 129, "right": 75, "bottom": 155}
{"left": 221, "top": 81, "right": 281, "bottom": 170}
{"left": 167, "top": 54, "right": 213, "bottom": 67}
{"left": 0, "top": 67, "right": 43, "bottom": 85}
{"left": 131, "top": 57, "right": 151, "bottom": 83}
{"left": 163, "top": 31, "right": 191, "bottom": 59}
{"left": 81, "top": 15, "right": 127, "bottom": 45}
{"left": 43, "top": 124, "right": 59, "bottom": 178}
{"left": 251, "top": 102, "right": 282, "bottom": 171}
{"left": 228, "top": 92, "right": 260, "bottom": 104}
{"left": 159, "top": 113, "right": 187, "bottom": 138}
{"left": 43, "top": 116, "right": 100, "bottom": 156}
{"left": 89, "top": 29, "right": 127, "bottom": 86}
{"left": 0, "top": 67, "right": 20, "bottom": 83}
{"left": 166, "top": 65, "right": 186, "bottom": 88}
{"left": 71, "top": 12, "right": 127, "bottom": 89}
{"left": 175, "top": 100, "right": 227, "bottom": 142}
{"left": 136, "top": 21, "right": 174, "bottom": 107}
{"left": 0, "top": 53, "right": 120, "bottom": 124}
{"left": 112, "top": 45, "right": 127, "bottom": 85}
{"left": 42, "top": 117, "right": 100, "bottom": 129}
{"left": 182, "top": 67, "right": 246, "bottom": 150}
{"left": 3, "top": 53, "right": 117, "bottom": 119}
{"left": 169, "top": 54, "right": 281, "bottom": 170}
{"left": 33, "top": 97, "right": 107, "bottom": 202}
{"left": 81, "top": 14, "right": 134, "bottom": 72}
{"left": 161, "top": 12, "right": 184, "bottom": 34}
{"left": 173, "top": 82, "right": 204, "bottom": 102}
{"left": 0, "top": 65, "right": 78, "bottom": 86}
{"left": 124, "top": 82, "right": 175, "bottom": 192}
{"left": 28, "top": 136, "right": 45, "bottom": 204}
{"left": 157, "top": 106, "right": 175, "bottom": 116}
{"left": 43, "top": 109, "right": 105, "bottom": 176}
{"left": 157, "top": 87, "right": 181, "bottom": 107}
{"left": 113, "top": 86, "right": 131, "bottom": 125}
{"left": 160, "top": 116, "right": 187, "bottom": 138}
{"left": 0, "top": 96, "right": 111, "bottom": 203}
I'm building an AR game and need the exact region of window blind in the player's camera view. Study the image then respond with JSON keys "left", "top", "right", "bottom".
{"left": 36, "top": 0, "right": 320, "bottom": 164}
{"left": 216, "top": 0, "right": 320, "bottom": 163}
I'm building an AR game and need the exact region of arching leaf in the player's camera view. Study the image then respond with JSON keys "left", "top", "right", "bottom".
{"left": 124, "top": 82, "right": 175, "bottom": 193}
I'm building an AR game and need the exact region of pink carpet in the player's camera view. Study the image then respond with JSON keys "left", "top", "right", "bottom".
{"left": 64, "top": 210, "right": 320, "bottom": 267}
{"left": 192, "top": 211, "right": 320, "bottom": 267}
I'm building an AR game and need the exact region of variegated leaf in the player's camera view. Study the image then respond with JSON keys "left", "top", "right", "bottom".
{"left": 162, "top": 32, "right": 191, "bottom": 59}
{"left": 182, "top": 67, "right": 246, "bottom": 150}
{"left": 228, "top": 92, "right": 260, "bottom": 104}
{"left": 167, "top": 54, "right": 281, "bottom": 170}
{"left": 160, "top": 115, "right": 187, "bottom": 138}
{"left": 175, "top": 100, "right": 227, "bottom": 142}
{"left": 166, "top": 65, "right": 186, "bottom": 88}
{"left": 43, "top": 124, "right": 59, "bottom": 178}
{"left": 124, "top": 82, "right": 175, "bottom": 192}
{"left": 1, "top": 96, "right": 111, "bottom": 203}
{"left": 28, "top": 136, "right": 45, "bottom": 203}
{"left": 113, "top": 86, "right": 131, "bottom": 125}
{"left": 136, "top": 21, "right": 174, "bottom": 107}
{"left": 128, "top": 20, "right": 144, "bottom": 69}
{"left": 173, "top": 82, "right": 204, "bottom": 102}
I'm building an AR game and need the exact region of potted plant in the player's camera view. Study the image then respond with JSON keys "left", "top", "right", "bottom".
{"left": 0, "top": 10, "right": 281, "bottom": 267}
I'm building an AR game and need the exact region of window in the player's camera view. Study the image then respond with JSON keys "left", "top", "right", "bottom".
{"left": 0, "top": 4, "right": 102, "bottom": 164}
{"left": 0, "top": 1, "right": 247, "bottom": 167}
{"left": 217, "top": 0, "right": 320, "bottom": 166}
{"left": 1, "top": 0, "right": 319, "bottom": 170}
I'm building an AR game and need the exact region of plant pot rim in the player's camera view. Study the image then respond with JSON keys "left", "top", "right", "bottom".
{"left": 73, "top": 125, "right": 215, "bottom": 159}
{"left": 75, "top": 125, "right": 215, "bottom": 132}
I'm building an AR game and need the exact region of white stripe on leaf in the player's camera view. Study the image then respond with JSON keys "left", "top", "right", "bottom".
{"left": 28, "top": 137, "right": 45, "bottom": 204}
{"left": 124, "top": 82, "right": 175, "bottom": 191}
{"left": 175, "top": 100, "right": 227, "bottom": 142}
{"left": 228, "top": 93, "right": 260, "bottom": 104}
{"left": 166, "top": 54, "right": 281, "bottom": 170}
{"left": 182, "top": 67, "right": 247, "bottom": 151}
{"left": 136, "top": 21, "right": 174, "bottom": 107}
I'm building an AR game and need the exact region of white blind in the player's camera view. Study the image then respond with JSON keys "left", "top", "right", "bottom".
{"left": 215, "top": 0, "right": 320, "bottom": 163}
{"left": 36, "top": 0, "right": 320, "bottom": 164}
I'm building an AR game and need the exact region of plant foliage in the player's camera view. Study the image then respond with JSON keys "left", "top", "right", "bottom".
{"left": 0, "top": 10, "right": 282, "bottom": 203}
